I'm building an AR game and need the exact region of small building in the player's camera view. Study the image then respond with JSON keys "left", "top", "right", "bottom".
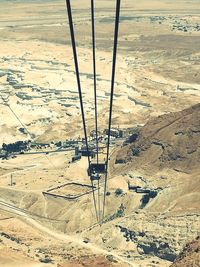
{"left": 128, "top": 181, "right": 150, "bottom": 193}
{"left": 66, "top": 140, "right": 79, "bottom": 146}
{"left": 79, "top": 145, "right": 95, "bottom": 158}
{"left": 61, "top": 141, "right": 71, "bottom": 148}
{"left": 128, "top": 185, "right": 141, "bottom": 192}
{"left": 104, "top": 128, "right": 123, "bottom": 138}
{"left": 72, "top": 153, "right": 81, "bottom": 162}
{"left": 80, "top": 149, "right": 95, "bottom": 158}
{"left": 136, "top": 188, "right": 150, "bottom": 194}
{"left": 31, "top": 143, "right": 50, "bottom": 149}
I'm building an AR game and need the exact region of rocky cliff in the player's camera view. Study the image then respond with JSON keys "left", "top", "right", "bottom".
{"left": 170, "top": 236, "right": 200, "bottom": 267}
{"left": 116, "top": 104, "right": 200, "bottom": 173}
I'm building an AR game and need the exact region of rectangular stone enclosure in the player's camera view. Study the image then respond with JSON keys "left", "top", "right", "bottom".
{"left": 43, "top": 182, "right": 96, "bottom": 200}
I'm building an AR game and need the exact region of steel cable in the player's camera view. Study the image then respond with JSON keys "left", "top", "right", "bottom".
{"left": 102, "top": 0, "right": 121, "bottom": 223}
{"left": 65, "top": 0, "right": 99, "bottom": 222}
{"left": 91, "top": 0, "right": 101, "bottom": 222}
{"left": 0, "top": 95, "right": 57, "bottom": 169}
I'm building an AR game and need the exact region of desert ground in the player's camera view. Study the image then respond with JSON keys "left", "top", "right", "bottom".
{"left": 0, "top": 0, "right": 200, "bottom": 266}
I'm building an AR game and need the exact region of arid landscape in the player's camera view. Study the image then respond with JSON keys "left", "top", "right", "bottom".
{"left": 0, "top": 0, "right": 200, "bottom": 266}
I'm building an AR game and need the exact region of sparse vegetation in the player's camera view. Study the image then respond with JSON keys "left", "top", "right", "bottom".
{"left": 115, "top": 188, "right": 123, "bottom": 196}
{"left": 39, "top": 257, "right": 53, "bottom": 263}
{"left": 132, "top": 148, "right": 140, "bottom": 156}
{"left": 2, "top": 141, "right": 30, "bottom": 153}
{"left": 104, "top": 205, "right": 125, "bottom": 222}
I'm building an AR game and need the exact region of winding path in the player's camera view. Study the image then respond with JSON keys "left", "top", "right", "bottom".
{"left": 0, "top": 200, "right": 139, "bottom": 267}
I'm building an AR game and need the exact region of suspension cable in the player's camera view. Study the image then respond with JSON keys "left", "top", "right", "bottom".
{"left": 0, "top": 94, "right": 57, "bottom": 169}
{"left": 102, "top": 0, "right": 121, "bottom": 223}
{"left": 91, "top": 0, "right": 99, "bottom": 165}
{"left": 8, "top": 105, "right": 34, "bottom": 137}
{"left": 65, "top": 0, "right": 98, "bottom": 222}
{"left": 0, "top": 95, "right": 33, "bottom": 139}
{"left": 91, "top": 0, "right": 101, "bottom": 222}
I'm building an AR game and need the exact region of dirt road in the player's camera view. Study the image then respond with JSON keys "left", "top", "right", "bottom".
{"left": 0, "top": 200, "right": 138, "bottom": 267}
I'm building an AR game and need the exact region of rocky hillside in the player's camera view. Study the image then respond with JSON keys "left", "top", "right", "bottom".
{"left": 170, "top": 236, "right": 200, "bottom": 267}
{"left": 116, "top": 103, "right": 200, "bottom": 173}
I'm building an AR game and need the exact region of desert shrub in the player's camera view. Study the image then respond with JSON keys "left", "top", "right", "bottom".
{"left": 116, "top": 208, "right": 124, "bottom": 217}
{"left": 104, "top": 205, "right": 125, "bottom": 222}
{"left": 129, "top": 133, "right": 139, "bottom": 143}
{"left": 132, "top": 148, "right": 140, "bottom": 156}
{"left": 39, "top": 257, "right": 53, "bottom": 263}
{"left": 115, "top": 188, "right": 123, "bottom": 196}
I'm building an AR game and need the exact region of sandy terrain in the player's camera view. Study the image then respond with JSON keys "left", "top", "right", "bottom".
{"left": 0, "top": 0, "right": 200, "bottom": 143}
{"left": 0, "top": 0, "right": 200, "bottom": 267}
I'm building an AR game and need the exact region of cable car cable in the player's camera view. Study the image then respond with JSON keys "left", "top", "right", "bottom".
{"left": 0, "top": 95, "right": 57, "bottom": 169}
{"left": 102, "top": 0, "right": 121, "bottom": 223}
{"left": 91, "top": 0, "right": 101, "bottom": 222}
{"left": 65, "top": 0, "right": 98, "bottom": 222}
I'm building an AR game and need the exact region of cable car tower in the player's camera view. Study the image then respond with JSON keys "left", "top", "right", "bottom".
{"left": 65, "top": 0, "right": 121, "bottom": 224}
